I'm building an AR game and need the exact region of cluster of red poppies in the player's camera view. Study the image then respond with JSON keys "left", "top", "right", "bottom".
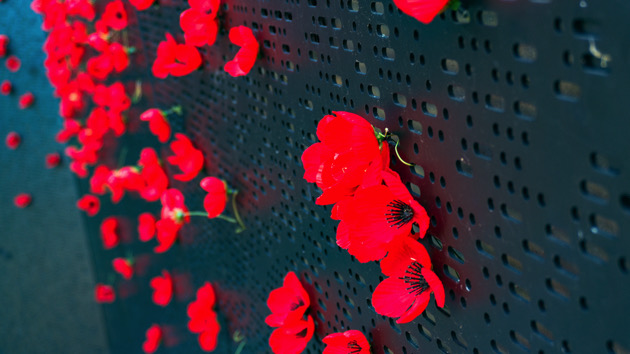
{"left": 152, "top": 0, "right": 259, "bottom": 78}
{"left": 301, "top": 111, "right": 445, "bottom": 329}
{"left": 265, "top": 272, "right": 371, "bottom": 353}
{"left": 26, "top": 0, "right": 260, "bottom": 352}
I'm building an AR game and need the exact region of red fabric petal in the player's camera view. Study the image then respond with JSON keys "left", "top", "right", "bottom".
{"left": 393, "top": 0, "right": 450, "bottom": 24}
{"left": 423, "top": 267, "right": 445, "bottom": 307}
{"left": 269, "top": 316, "right": 315, "bottom": 354}
{"left": 138, "top": 213, "right": 157, "bottom": 242}
{"left": 112, "top": 258, "right": 133, "bottom": 279}
{"left": 380, "top": 237, "right": 431, "bottom": 276}
{"left": 396, "top": 291, "right": 430, "bottom": 324}
{"left": 265, "top": 272, "right": 310, "bottom": 327}
{"left": 198, "top": 318, "right": 220, "bottom": 351}
{"left": 154, "top": 218, "right": 181, "bottom": 253}
{"left": 372, "top": 276, "right": 415, "bottom": 318}
{"left": 150, "top": 270, "right": 173, "bottom": 306}
{"left": 142, "top": 324, "right": 162, "bottom": 353}
{"left": 200, "top": 177, "right": 227, "bottom": 218}
{"left": 322, "top": 330, "right": 370, "bottom": 354}
{"left": 95, "top": 284, "right": 115, "bottom": 303}
{"left": 224, "top": 26, "right": 259, "bottom": 77}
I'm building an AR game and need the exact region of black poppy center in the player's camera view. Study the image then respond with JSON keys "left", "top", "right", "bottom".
{"left": 289, "top": 298, "right": 304, "bottom": 311}
{"left": 347, "top": 340, "right": 362, "bottom": 353}
{"left": 400, "top": 261, "right": 429, "bottom": 296}
{"left": 385, "top": 199, "right": 414, "bottom": 228}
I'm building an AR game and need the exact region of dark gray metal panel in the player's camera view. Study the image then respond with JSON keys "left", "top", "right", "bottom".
{"left": 84, "top": 0, "right": 630, "bottom": 354}
{"left": 0, "top": 2, "right": 109, "bottom": 354}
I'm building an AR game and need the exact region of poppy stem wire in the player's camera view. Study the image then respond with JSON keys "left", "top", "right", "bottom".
{"left": 185, "top": 211, "right": 210, "bottom": 217}
{"left": 233, "top": 330, "right": 247, "bottom": 354}
{"left": 231, "top": 191, "right": 246, "bottom": 233}
{"left": 394, "top": 140, "right": 415, "bottom": 166}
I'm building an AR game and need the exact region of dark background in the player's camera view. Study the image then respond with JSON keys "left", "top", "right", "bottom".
{"left": 2, "top": 0, "right": 630, "bottom": 353}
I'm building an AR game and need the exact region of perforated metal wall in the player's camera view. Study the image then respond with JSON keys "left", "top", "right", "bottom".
{"left": 84, "top": 1, "right": 630, "bottom": 353}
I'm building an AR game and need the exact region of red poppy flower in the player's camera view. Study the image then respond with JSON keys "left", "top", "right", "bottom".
{"left": 269, "top": 316, "right": 315, "bottom": 354}
{"left": 90, "top": 165, "right": 111, "bottom": 195}
{"left": 0, "top": 34, "right": 7, "bottom": 57}
{"left": 200, "top": 177, "right": 227, "bottom": 218}
{"left": 56, "top": 119, "right": 82, "bottom": 143}
{"left": 187, "top": 282, "right": 220, "bottom": 352}
{"left": 301, "top": 111, "right": 388, "bottom": 206}
{"left": 137, "top": 148, "right": 169, "bottom": 201}
{"left": 95, "top": 284, "right": 115, "bottom": 303}
{"left": 393, "top": 0, "right": 450, "bottom": 24}
{"left": 14, "top": 193, "right": 32, "bottom": 208}
{"left": 5, "top": 131, "right": 20, "bottom": 149}
{"left": 372, "top": 237, "right": 445, "bottom": 323}
{"left": 322, "top": 330, "right": 370, "bottom": 354}
{"left": 66, "top": 0, "right": 95, "bottom": 21}
{"left": 336, "top": 169, "right": 430, "bottom": 263}
{"left": 0, "top": 80, "right": 11, "bottom": 95}
{"left": 101, "top": 0, "right": 128, "bottom": 30}
{"left": 140, "top": 108, "right": 171, "bottom": 142}
{"left": 131, "top": 0, "right": 155, "bottom": 11}
{"left": 6, "top": 55, "right": 20, "bottom": 72}
{"left": 155, "top": 189, "right": 190, "bottom": 253}
{"left": 138, "top": 212, "right": 157, "bottom": 241}
{"left": 265, "top": 271, "right": 310, "bottom": 327}
{"left": 77, "top": 194, "right": 100, "bottom": 216}
{"left": 45, "top": 152, "right": 62, "bottom": 168}
{"left": 180, "top": 8, "right": 218, "bottom": 47}
{"left": 18, "top": 92, "right": 35, "bottom": 109}
{"left": 167, "top": 134, "right": 204, "bottom": 182}
{"left": 100, "top": 217, "right": 120, "bottom": 249}
{"left": 152, "top": 33, "right": 202, "bottom": 78}
{"left": 225, "top": 26, "right": 259, "bottom": 77}
{"left": 106, "top": 166, "right": 145, "bottom": 203}
{"left": 189, "top": 0, "right": 220, "bottom": 13}
{"left": 112, "top": 258, "right": 134, "bottom": 279}
{"left": 93, "top": 82, "right": 130, "bottom": 114}
{"left": 150, "top": 270, "right": 173, "bottom": 306}
{"left": 143, "top": 324, "right": 162, "bottom": 354}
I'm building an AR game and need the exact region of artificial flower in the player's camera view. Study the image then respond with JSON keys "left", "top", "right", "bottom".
{"left": 77, "top": 194, "right": 100, "bottom": 216}
{"left": 138, "top": 212, "right": 157, "bottom": 241}
{"left": 265, "top": 272, "right": 310, "bottom": 327}
{"left": 65, "top": 0, "right": 95, "bottom": 21}
{"left": 150, "top": 270, "right": 173, "bottom": 306}
{"left": 393, "top": 0, "right": 450, "bottom": 24}
{"left": 101, "top": 0, "right": 128, "bottom": 30}
{"left": 140, "top": 108, "right": 171, "bottom": 142}
{"left": 18, "top": 92, "right": 35, "bottom": 109}
{"left": 5, "top": 131, "right": 20, "bottom": 149}
{"left": 269, "top": 316, "right": 314, "bottom": 354}
{"left": 95, "top": 284, "right": 115, "bottom": 303}
{"left": 106, "top": 166, "right": 145, "bottom": 203}
{"left": 13, "top": 193, "right": 32, "bottom": 208}
{"left": 152, "top": 33, "right": 202, "bottom": 78}
{"left": 93, "top": 82, "right": 130, "bottom": 114}
{"left": 100, "top": 217, "right": 120, "bottom": 249}
{"left": 56, "top": 119, "right": 82, "bottom": 143}
{"left": 200, "top": 177, "right": 227, "bottom": 218}
{"left": 224, "top": 26, "right": 259, "bottom": 77}
{"left": 301, "top": 111, "right": 388, "bottom": 205}
{"left": 322, "top": 330, "right": 370, "bottom": 354}
{"left": 187, "top": 282, "right": 220, "bottom": 352}
{"left": 167, "top": 134, "right": 204, "bottom": 182}
{"left": 336, "top": 169, "right": 430, "bottom": 263}
{"left": 189, "top": 0, "right": 220, "bottom": 13}
{"left": 5, "top": 55, "right": 20, "bottom": 72}
{"left": 180, "top": 8, "right": 218, "bottom": 47}
{"left": 143, "top": 324, "right": 163, "bottom": 353}
{"left": 0, "top": 34, "right": 7, "bottom": 57}
{"left": 90, "top": 165, "right": 112, "bottom": 195}
{"left": 372, "top": 237, "right": 445, "bottom": 323}
{"left": 45, "top": 153, "right": 61, "bottom": 168}
{"left": 130, "top": 0, "right": 155, "bottom": 11}
{"left": 138, "top": 148, "right": 169, "bottom": 201}
{"left": 155, "top": 189, "right": 190, "bottom": 253}
{"left": 113, "top": 258, "right": 134, "bottom": 279}
{"left": 0, "top": 80, "right": 11, "bottom": 95}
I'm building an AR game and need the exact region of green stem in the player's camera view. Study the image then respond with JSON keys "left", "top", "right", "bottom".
{"left": 394, "top": 140, "right": 415, "bottom": 166}
{"left": 185, "top": 211, "right": 210, "bottom": 217}
{"left": 163, "top": 105, "right": 183, "bottom": 116}
{"left": 132, "top": 80, "right": 143, "bottom": 103}
{"left": 231, "top": 191, "right": 246, "bottom": 233}
{"left": 235, "top": 341, "right": 246, "bottom": 354}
